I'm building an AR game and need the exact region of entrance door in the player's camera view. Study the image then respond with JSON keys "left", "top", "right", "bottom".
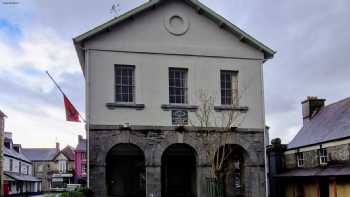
{"left": 319, "top": 178, "right": 329, "bottom": 197}
{"left": 162, "top": 144, "right": 197, "bottom": 197}
{"left": 106, "top": 144, "right": 146, "bottom": 197}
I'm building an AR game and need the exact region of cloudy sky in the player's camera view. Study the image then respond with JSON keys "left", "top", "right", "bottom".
{"left": 0, "top": 0, "right": 349, "bottom": 148}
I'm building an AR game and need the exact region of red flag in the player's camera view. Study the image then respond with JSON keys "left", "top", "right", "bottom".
{"left": 63, "top": 95, "right": 80, "bottom": 122}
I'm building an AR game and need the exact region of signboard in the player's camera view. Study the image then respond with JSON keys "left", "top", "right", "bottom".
{"left": 172, "top": 110, "right": 188, "bottom": 125}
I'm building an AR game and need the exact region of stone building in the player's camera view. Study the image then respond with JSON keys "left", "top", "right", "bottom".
{"left": 73, "top": 0, "right": 275, "bottom": 196}
{"left": 23, "top": 143, "right": 75, "bottom": 192}
{"left": 267, "top": 97, "right": 350, "bottom": 197}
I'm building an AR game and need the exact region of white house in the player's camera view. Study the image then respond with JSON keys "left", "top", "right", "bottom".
{"left": 3, "top": 132, "right": 42, "bottom": 196}
{"left": 74, "top": 0, "right": 275, "bottom": 196}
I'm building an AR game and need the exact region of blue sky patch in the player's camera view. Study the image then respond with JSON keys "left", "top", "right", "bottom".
{"left": 0, "top": 18, "right": 22, "bottom": 41}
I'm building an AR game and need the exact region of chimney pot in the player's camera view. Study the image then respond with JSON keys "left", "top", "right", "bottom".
{"left": 302, "top": 96, "right": 325, "bottom": 124}
{"left": 56, "top": 142, "right": 60, "bottom": 151}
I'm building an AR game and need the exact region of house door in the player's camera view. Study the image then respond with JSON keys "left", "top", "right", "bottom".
{"left": 319, "top": 178, "right": 329, "bottom": 197}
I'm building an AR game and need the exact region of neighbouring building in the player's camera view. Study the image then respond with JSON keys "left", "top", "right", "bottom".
{"left": 0, "top": 110, "right": 7, "bottom": 195}
{"left": 268, "top": 97, "right": 350, "bottom": 197}
{"left": 74, "top": 135, "right": 87, "bottom": 185}
{"left": 3, "top": 132, "right": 42, "bottom": 196}
{"left": 23, "top": 143, "right": 75, "bottom": 192}
{"left": 74, "top": 0, "right": 275, "bottom": 196}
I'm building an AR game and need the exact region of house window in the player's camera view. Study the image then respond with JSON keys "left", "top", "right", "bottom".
{"left": 296, "top": 152, "right": 304, "bottom": 167}
{"left": 26, "top": 165, "right": 29, "bottom": 175}
{"left": 19, "top": 162, "right": 21, "bottom": 173}
{"left": 38, "top": 164, "right": 44, "bottom": 172}
{"left": 169, "top": 68, "right": 188, "bottom": 104}
{"left": 58, "top": 160, "right": 67, "bottom": 173}
{"left": 319, "top": 149, "right": 328, "bottom": 165}
{"left": 82, "top": 164, "right": 87, "bottom": 174}
{"left": 115, "top": 65, "right": 135, "bottom": 103}
{"left": 9, "top": 159, "right": 13, "bottom": 171}
{"left": 81, "top": 152, "right": 86, "bottom": 160}
{"left": 220, "top": 70, "right": 238, "bottom": 105}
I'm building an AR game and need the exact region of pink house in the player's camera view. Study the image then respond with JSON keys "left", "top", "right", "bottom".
{"left": 74, "top": 135, "right": 87, "bottom": 185}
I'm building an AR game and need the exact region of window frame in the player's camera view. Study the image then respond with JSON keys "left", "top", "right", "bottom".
{"left": 58, "top": 160, "right": 67, "bottom": 173}
{"left": 220, "top": 70, "right": 238, "bottom": 106}
{"left": 81, "top": 164, "right": 87, "bottom": 174}
{"left": 168, "top": 67, "right": 188, "bottom": 104}
{"left": 319, "top": 148, "right": 328, "bottom": 165}
{"left": 296, "top": 152, "right": 304, "bottom": 168}
{"left": 114, "top": 65, "right": 136, "bottom": 103}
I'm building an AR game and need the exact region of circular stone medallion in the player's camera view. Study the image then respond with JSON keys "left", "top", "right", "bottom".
{"left": 164, "top": 13, "right": 190, "bottom": 36}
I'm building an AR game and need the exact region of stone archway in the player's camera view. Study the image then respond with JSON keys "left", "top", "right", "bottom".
{"left": 106, "top": 143, "right": 146, "bottom": 197}
{"left": 215, "top": 144, "right": 248, "bottom": 197}
{"left": 161, "top": 143, "right": 197, "bottom": 197}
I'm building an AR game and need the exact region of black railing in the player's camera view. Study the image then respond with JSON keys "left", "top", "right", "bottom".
{"left": 206, "top": 177, "right": 224, "bottom": 197}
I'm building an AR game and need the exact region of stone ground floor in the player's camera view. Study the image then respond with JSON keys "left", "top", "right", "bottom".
{"left": 89, "top": 125, "right": 266, "bottom": 197}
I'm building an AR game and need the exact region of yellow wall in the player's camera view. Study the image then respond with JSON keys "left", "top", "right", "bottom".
{"left": 304, "top": 182, "right": 317, "bottom": 197}
{"left": 333, "top": 181, "right": 350, "bottom": 197}
{"left": 285, "top": 181, "right": 318, "bottom": 197}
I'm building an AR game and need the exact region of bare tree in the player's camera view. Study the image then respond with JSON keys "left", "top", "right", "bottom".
{"left": 191, "top": 83, "right": 249, "bottom": 177}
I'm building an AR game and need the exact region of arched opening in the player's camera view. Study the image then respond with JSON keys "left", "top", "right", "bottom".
{"left": 106, "top": 143, "right": 146, "bottom": 197}
{"left": 161, "top": 143, "right": 197, "bottom": 197}
{"left": 215, "top": 144, "right": 247, "bottom": 197}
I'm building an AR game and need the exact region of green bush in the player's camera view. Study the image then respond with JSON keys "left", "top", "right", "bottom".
{"left": 58, "top": 188, "right": 93, "bottom": 197}
{"left": 59, "top": 191, "right": 84, "bottom": 197}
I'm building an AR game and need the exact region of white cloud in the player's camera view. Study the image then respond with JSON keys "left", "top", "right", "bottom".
{"left": 0, "top": 27, "right": 80, "bottom": 92}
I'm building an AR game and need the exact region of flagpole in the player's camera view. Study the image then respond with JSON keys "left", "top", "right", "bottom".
{"left": 45, "top": 71, "right": 86, "bottom": 122}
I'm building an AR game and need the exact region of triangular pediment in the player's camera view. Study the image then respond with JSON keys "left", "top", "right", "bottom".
{"left": 74, "top": 0, "right": 275, "bottom": 72}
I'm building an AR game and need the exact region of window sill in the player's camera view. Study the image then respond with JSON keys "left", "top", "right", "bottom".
{"left": 214, "top": 105, "right": 249, "bottom": 112}
{"left": 106, "top": 103, "right": 145, "bottom": 110}
{"left": 161, "top": 104, "right": 198, "bottom": 111}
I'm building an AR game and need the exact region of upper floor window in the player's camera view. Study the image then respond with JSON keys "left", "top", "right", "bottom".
{"left": 81, "top": 152, "right": 86, "bottom": 160}
{"left": 169, "top": 68, "right": 188, "bottom": 104}
{"left": 19, "top": 162, "right": 21, "bottom": 173}
{"left": 9, "top": 159, "right": 13, "bottom": 171}
{"left": 37, "top": 164, "right": 44, "bottom": 172}
{"left": 58, "top": 160, "right": 67, "bottom": 173}
{"left": 296, "top": 152, "right": 304, "bottom": 168}
{"left": 220, "top": 70, "right": 238, "bottom": 105}
{"left": 115, "top": 65, "right": 135, "bottom": 103}
{"left": 26, "top": 165, "right": 29, "bottom": 175}
{"left": 319, "top": 148, "right": 328, "bottom": 165}
{"left": 82, "top": 164, "right": 87, "bottom": 174}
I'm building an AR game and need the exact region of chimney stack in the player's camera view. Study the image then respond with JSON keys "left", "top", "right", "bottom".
{"left": 56, "top": 142, "right": 60, "bottom": 151}
{"left": 302, "top": 96, "right": 325, "bottom": 124}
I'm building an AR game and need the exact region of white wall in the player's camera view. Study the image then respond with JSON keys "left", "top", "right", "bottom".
{"left": 4, "top": 156, "right": 33, "bottom": 174}
{"left": 84, "top": 0, "right": 266, "bottom": 129}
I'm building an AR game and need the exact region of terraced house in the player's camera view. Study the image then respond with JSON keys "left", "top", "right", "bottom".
{"left": 268, "top": 97, "right": 350, "bottom": 197}
{"left": 74, "top": 0, "right": 275, "bottom": 196}
{"left": 3, "top": 132, "right": 42, "bottom": 196}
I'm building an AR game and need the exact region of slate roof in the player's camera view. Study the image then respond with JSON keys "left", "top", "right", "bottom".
{"left": 288, "top": 97, "right": 350, "bottom": 149}
{"left": 4, "top": 146, "right": 31, "bottom": 163}
{"left": 276, "top": 162, "right": 350, "bottom": 177}
{"left": 61, "top": 146, "right": 75, "bottom": 161}
{"left": 22, "top": 148, "right": 58, "bottom": 161}
{"left": 76, "top": 139, "right": 86, "bottom": 151}
{"left": 74, "top": 0, "right": 275, "bottom": 72}
{"left": 5, "top": 172, "right": 41, "bottom": 182}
